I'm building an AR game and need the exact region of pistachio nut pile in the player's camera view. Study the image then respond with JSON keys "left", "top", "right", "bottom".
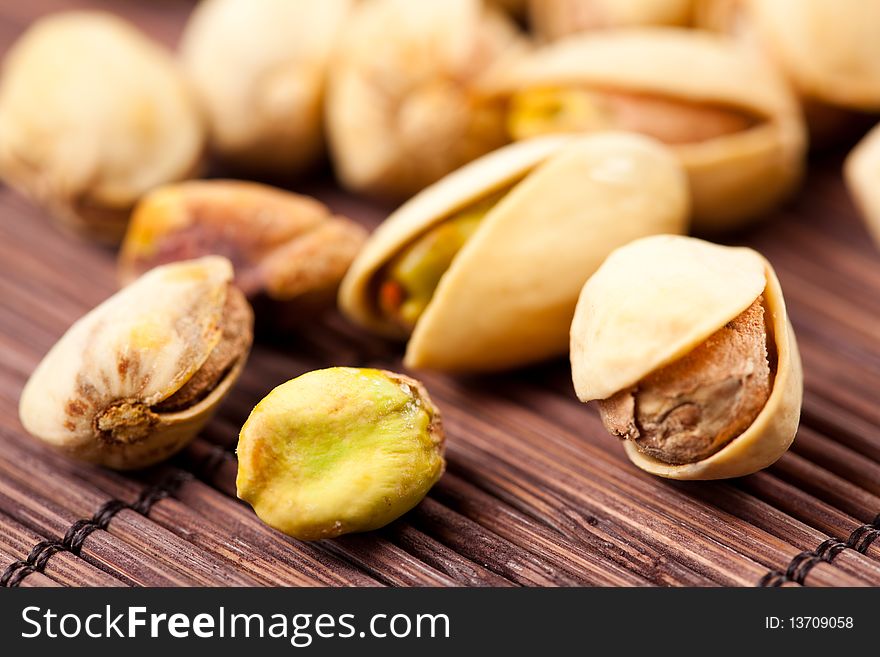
{"left": 21, "top": 0, "right": 880, "bottom": 538}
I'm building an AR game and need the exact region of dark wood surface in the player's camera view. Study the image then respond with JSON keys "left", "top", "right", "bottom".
{"left": 1, "top": 0, "right": 879, "bottom": 588}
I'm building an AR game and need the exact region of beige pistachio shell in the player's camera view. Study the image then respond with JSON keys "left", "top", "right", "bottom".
{"left": 845, "top": 124, "right": 880, "bottom": 249}
{"left": 325, "top": 0, "right": 523, "bottom": 199}
{"left": 340, "top": 133, "right": 690, "bottom": 372}
{"left": 743, "top": 0, "right": 880, "bottom": 111}
{"left": 571, "top": 235, "right": 802, "bottom": 480}
{"left": 180, "top": 0, "right": 353, "bottom": 173}
{"left": 19, "top": 257, "right": 251, "bottom": 469}
{"left": 530, "top": 0, "right": 694, "bottom": 41}
{"left": 0, "top": 12, "right": 204, "bottom": 242}
{"left": 486, "top": 28, "right": 806, "bottom": 230}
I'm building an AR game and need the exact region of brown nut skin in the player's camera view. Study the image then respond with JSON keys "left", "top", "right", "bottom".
{"left": 325, "top": 0, "right": 525, "bottom": 200}
{"left": 180, "top": 0, "right": 353, "bottom": 174}
{"left": 118, "top": 180, "right": 368, "bottom": 327}
{"left": 19, "top": 257, "right": 253, "bottom": 470}
{"left": 571, "top": 235, "right": 803, "bottom": 480}
{"left": 530, "top": 0, "right": 695, "bottom": 41}
{"left": 0, "top": 12, "right": 204, "bottom": 243}
{"left": 486, "top": 28, "right": 806, "bottom": 231}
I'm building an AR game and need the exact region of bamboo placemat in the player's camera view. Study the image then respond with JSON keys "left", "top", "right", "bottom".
{"left": 1, "top": 0, "right": 879, "bottom": 588}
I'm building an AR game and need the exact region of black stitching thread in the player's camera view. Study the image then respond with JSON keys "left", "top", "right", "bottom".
{"left": 0, "top": 472, "right": 191, "bottom": 588}
{"left": 758, "top": 513, "right": 880, "bottom": 586}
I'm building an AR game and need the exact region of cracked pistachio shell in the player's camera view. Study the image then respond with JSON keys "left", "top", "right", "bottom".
{"left": 325, "top": 0, "right": 524, "bottom": 200}
{"left": 571, "top": 235, "right": 803, "bottom": 480}
{"left": 236, "top": 368, "right": 445, "bottom": 540}
{"left": 180, "top": 0, "right": 353, "bottom": 173}
{"left": 19, "top": 256, "right": 252, "bottom": 469}
{"left": 845, "top": 124, "right": 880, "bottom": 249}
{"left": 0, "top": 12, "right": 204, "bottom": 243}
{"left": 340, "top": 133, "right": 689, "bottom": 372}
{"left": 529, "top": 0, "right": 695, "bottom": 41}
{"left": 486, "top": 28, "right": 806, "bottom": 230}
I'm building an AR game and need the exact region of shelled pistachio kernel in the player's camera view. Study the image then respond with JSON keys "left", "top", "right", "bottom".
{"left": 236, "top": 367, "right": 446, "bottom": 540}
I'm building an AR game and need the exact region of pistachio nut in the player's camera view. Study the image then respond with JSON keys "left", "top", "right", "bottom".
{"left": 180, "top": 0, "right": 353, "bottom": 173}
{"left": 699, "top": 0, "right": 880, "bottom": 113}
{"left": 325, "top": 0, "right": 524, "bottom": 200}
{"left": 570, "top": 235, "right": 803, "bottom": 480}
{"left": 118, "top": 180, "right": 367, "bottom": 323}
{"left": 844, "top": 124, "right": 880, "bottom": 249}
{"left": 529, "top": 0, "right": 695, "bottom": 41}
{"left": 485, "top": 28, "right": 806, "bottom": 230}
{"left": 19, "top": 257, "right": 253, "bottom": 469}
{"left": 237, "top": 367, "right": 445, "bottom": 541}
{"left": 0, "top": 11, "right": 204, "bottom": 243}
{"left": 340, "top": 133, "right": 689, "bottom": 372}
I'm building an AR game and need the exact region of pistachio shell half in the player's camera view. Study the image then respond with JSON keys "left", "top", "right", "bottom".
{"left": 0, "top": 12, "right": 204, "bottom": 242}
{"left": 180, "top": 0, "right": 353, "bottom": 173}
{"left": 845, "top": 124, "right": 880, "bottom": 249}
{"left": 340, "top": 133, "right": 690, "bottom": 372}
{"left": 530, "top": 0, "right": 695, "bottom": 41}
{"left": 19, "top": 257, "right": 253, "bottom": 469}
{"left": 485, "top": 28, "right": 806, "bottom": 230}
{"left": 237, "top": 367, "right": 445, "bottom": 541}
{"left": 571, "top": 235, "right": 803, "bottom": 480}
{"left": 325, "top": 0, "right": 524, "bottom": 199}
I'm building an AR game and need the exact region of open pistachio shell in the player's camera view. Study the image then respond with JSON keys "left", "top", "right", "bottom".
{"left": 845, "top": 124, "right": 880, "bottom": 249}
{"left": 19, "top": 257, "right": 252, "bottom": 469}
{"left": 530, "top": 0, "right": 695, "bottom": 41}
{"left": 571, "top": 235, "right": 802, "bottom": 480}
{"left": 340, "top": 133, "right": 689, "bottom": 372}
{"left": 180, "top": 0, "right": 353, "bottom": 173}
{"left": 325, "top": 0, "right": 524, "bottom": 200}
{"left": 0, "top": 12, "right": 204, "bottom": 242}
{"left": 485, "top": 28, "right": 806, "bottom": 230}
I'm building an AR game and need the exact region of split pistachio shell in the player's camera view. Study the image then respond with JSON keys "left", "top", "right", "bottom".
{"left": 0, "top": 12, "right": 204, "bottom": 242}
{"left": 325, "top": 0, "right": 523, "bottom": 200}
{"left": 19, "top": 257, "right": 252, "bottom": 469}
{"left": 340, "top": 133, "right": 690, "bottom": 372}
{"left": 237, "top": 367, "right": 445, "bottom": 541}
{"left": 180, "top": 0, "right": 353, "bottom": 173}
{"left": 845, "top": 124, "right": 880, "bottom": 249}
{"left": 530, "top": 0, "right": 694, "bottom": 41}
{"left": 486, "top": 28, "right": 806, "bottom": 230}
{"left": 571, "top": 235, "right": 803, "bottom": 480}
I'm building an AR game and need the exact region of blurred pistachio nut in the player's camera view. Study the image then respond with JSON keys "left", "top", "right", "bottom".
{"left": 702, "top": 0, "right": 880, "bottom": 113}
{"left": 236, "top": 367, "right": 445, "bottom": 541}
{"left": 340, "top": 133, "right": 690, "bottom": 372}
{"left": 570, "top": 235, "right": 802, "bottom": 480}
{"left": 530, "top": 0, "right": 694, "bottom": 41}
{"left": 845, "top": 125, "right": 880, "bottom": 249}
{"left": 180, "top": 0, "right": 353, "bottom": 173}
{"left": 0, "top": 12, "right": 204, "bottom": 242}
{"left": 118, "top": 180, "right": 367, "bottom": 321}
{"left": 19, "top": 257, "right": 252, "bottom": 469}
{"left": 325, "top": 0, "right": 524, "bottom": 200}
{"left": 487, "top": 28, "right": 806, "bottom": 230}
